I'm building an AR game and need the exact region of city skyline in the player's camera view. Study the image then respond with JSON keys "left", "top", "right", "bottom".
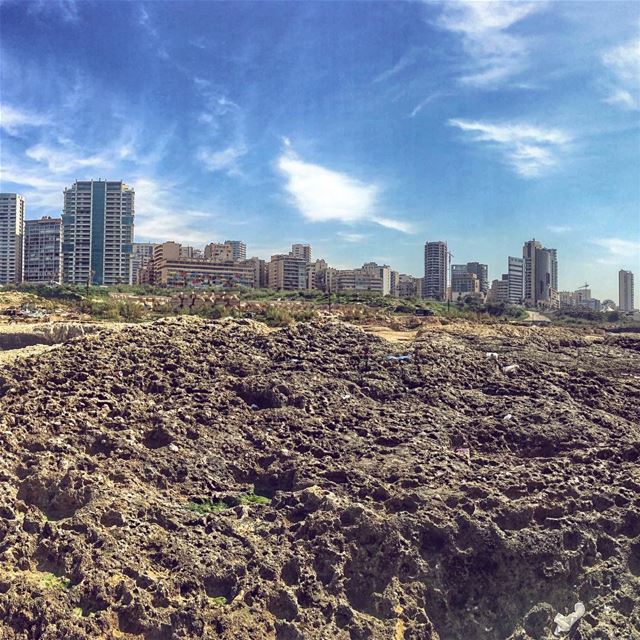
{"left": 1, "top": 1, "right": 639, "bottom": 301}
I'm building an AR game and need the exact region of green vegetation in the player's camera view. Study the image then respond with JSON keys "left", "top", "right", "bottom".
{"left": 551, "top": 307, "right": 638, "bottom": 327}
{"left": 186, "top": 499, "right": 226, "bottom": 514}
{"left": 209, "top": 596, "right": 228, "bottom": 606}
{"left": 186, "top": 492, "right": 270, "bottom": 514}
{"left": 238, "top": 492, "right": 271, "bottom": 506}
{"left": 41, "top": 572, "right": 71, "bottom": 590}
{"left": 3, "top": 282, "right": 531, "bottom": 323}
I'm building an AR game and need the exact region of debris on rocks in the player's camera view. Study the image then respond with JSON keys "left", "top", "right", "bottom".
{"left": 554, "top": 601, "right": 586, "bottom": 635}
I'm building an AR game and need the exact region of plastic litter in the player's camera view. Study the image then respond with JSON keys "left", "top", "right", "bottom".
{"left": 250, "top": 404, "right": 259, "bottom": 410}
{"left": 485, "top": 352, "right": 499, "bottom": 361}
{"left": 554, "top": 602, "right": 585, "bottom": 635}
{"left": 503, "top": 413, "right": 513, "bottom": 422}
{"left": 386, "top": 354, "right": 413, "bottom": 361}
{"left": 502, "top": 364, "right": 519, "bottom": 374}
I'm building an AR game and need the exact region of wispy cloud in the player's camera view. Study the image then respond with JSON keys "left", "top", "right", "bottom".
{"left": 373, "top": 47, "right": 426, "bottom": 84}
{"left": 601, "top": 37, "right": 640, "bottom": 110}
{"left": 25, "top": 0, "right": 79, "bottom": 24}
{"left": 337, "top": 232, "right": 366, "bottom": 243}
{"left": 408, "top": 92, "right": 447, "bottom": 118}
{"left": 594, "top": 237, "right": 640, "bottom": 265}
{"left": 0, "top": 104, "right": 50, "bottom": 135}
{"left": 133, "top": 177, "right": 214, "bottom": 245}
{"left": 277, "top": 144, "right": 409, "bottom": 233}
{"left": 371, "top": 216, "right": 413, "bottom": 233}
{"left": 198, "top": 143, "right": 247, "bottom": 176}
{"left": 25, "top": 143, "right": 109, "bottom": 173}
{"left": 547, "top": 225, "right": 572, "bottom": 234}
{"left": 449, "top": 118, "right": 572, "bottom": 177}
{"left": 434, "top": 1, "right": 546, "bottom": 87}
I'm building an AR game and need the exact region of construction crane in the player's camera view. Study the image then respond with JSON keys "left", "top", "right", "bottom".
{"left": 578, "top": 282, "right": 589, "bottom": 291}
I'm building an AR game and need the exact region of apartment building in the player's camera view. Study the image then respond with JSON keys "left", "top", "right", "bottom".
{"left": 291, "top": 243, "right": 311, "bottom": 263}
{"left": 131, "top": 242, "right": 155, "bottom": 285}
{"left": 361, "top": 262, "right": 391, "bottom": 296}
{"left": 423, "top": 241, "right": 448, "bottom": 300}
{"left": 522, "top": 239, "right": 557, "bottom": 307}
{"left": 62, "top": 180, "right": 134, "bottom": 285}
{"left": 306, "top": 259, "right": 327, "bottom": 290}
{"left": 619, "top": 270, "right": 634, "bottom": 312}
{"left": 452, "top": 262, "right": 488, "bottom": 293}
{"left": 451, "top": 271, "right": 480, "bottom": 296}
{"left": 0, "top": 193, "right": 25, "bottom": 284}
{"left": 24, "top": 217, "right": 62, "bottom": 284}
{"left": 396, "top": 274, "right": 420, "bottom": 298}
{"left": 335, "top": 268, "right": 384, "bottom": 293}
{"left": 204, "top": 242, "right": 234, "bottom": 262}
{"left": 224, "top": 240, "right": 246, "bottom": 261}
{"left": 151, "top": 241, "right": 256, "bottom": 287}
{"left": 267, "top": 254, "right": 307, "bottom": 290}
{"left": 507, "top": 256, "right": 524, "bottom": 304}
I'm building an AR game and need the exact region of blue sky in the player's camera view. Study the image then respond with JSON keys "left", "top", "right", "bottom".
{"left": 1, "top": 0, "right": 639, "bottom": 301}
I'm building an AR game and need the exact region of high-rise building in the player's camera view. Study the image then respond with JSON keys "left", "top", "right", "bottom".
{"left": 451, "top": 262, "right": 488, "bottom": 294}
{"left": 0, "top": 193, "right": 25, "bottom": 285}
{"left": 548, "top": 248, "right": 558, "bottom": 292}
{"left": 362, "top": 262, "right": 391, "bottom": 296}
{"left": 267, "top": 254, "right": 307, "bottom": 290}
{"left": 522, "top": 239, "right": 557, "bottom": 306}
{"left": 507, "top": 256, "right": 524, "bottom": 304}
{"left": 397, "top": 274, "right": 420, "bottom": 298}
{"left": 619, "top": 270, "right": 634, "bottom": 312}
{"left": 224, "top": 240, "right": 246, "bottom": 262}
{"left": 62, "top": 181, "right": 134, "bottom": 285}
{"left": 306, "top": 259, "right": 327, "bottom": 290}
{"left": 451, "top": 271, "right": 479, "bottom": 296}
{"left": 24, "top": 217, "right": 62, "bottom": 284}
{"left": 291, "top": 243, "right": 311, "bottom": 263}
{"left": 179, "top": 245, "right": 203, "bottom": 259}
{"left": 131, "top": 242, "right": 155, "bottom": 285}
{"left": 204, "top": 242, "right": 234, "bottom": 262}
{"left": 423, "top": 241, "right": 448, "bottom": 300}
{"left": 390, "top": 270, "right": 399, "bottom": 297}
{"left": 466, "top": 262, "right": 489, "bottom": 293}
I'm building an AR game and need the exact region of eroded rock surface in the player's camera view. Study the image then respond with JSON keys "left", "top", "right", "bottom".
{"left": 0, "top": 317, "right": 638, "bottom": 639}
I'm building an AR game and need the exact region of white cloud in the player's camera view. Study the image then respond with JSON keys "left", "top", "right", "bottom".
{"left": 435, "top": 1, "right": 546, "bottom": 87}
{"left": 448, "top": 118, "right": 572, "bottom": 177}
{"left": 594, "top": 237, "right": 640, "bottom": 264}
{"left": 0, "top": 104, "right": 50, "bottom": 135}
{"left": 601, "top": 38, "right": 640, "bottom": 110}
{"left": 373, "top": 47, "right": 426, "bottom": 84}
{"left": 337, "top": 232, "right": 365, "bottom": 243}
{"left": 371, "top": 216, "right": 413, "bottom": 233}
{"left": 277, "top": 149, "right": 378, "bottom": 224}
{"left": 409, "top": 92, "right": 446, "bottom": 118}
{"left": 276, "top": 146, "right": 410, "bottom": 233}
{"left": 547, "top": 225, "right": 572, "bottom": 234}
{"left": 198, "top": 143, "right": 247, "bottom": 175}
{"left": 133, "top": 177, "right": 213, "bottom": 245}
{"left": 25, "top": 143, "right": 109, "bottom": 173}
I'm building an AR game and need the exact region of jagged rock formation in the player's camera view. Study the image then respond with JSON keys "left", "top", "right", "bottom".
{"left": 0, "top": 318, "right": 638, "bottom": 639}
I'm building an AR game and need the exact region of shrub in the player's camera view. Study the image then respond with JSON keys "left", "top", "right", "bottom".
{"left": 186, "top": 499, "right": 226, "bottom": 514}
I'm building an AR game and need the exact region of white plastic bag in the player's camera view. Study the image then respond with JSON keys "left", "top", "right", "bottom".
{"left": 554, "top": 602, "right": 585, "bottom": 635}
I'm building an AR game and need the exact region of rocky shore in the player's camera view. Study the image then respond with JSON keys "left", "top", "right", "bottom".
{"left": 0, "top": 317, "right": 638, "bottom": 639}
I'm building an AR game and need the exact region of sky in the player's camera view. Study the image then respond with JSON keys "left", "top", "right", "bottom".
{"left": 1, "top": 0, "right": 639, "bottom": 301}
